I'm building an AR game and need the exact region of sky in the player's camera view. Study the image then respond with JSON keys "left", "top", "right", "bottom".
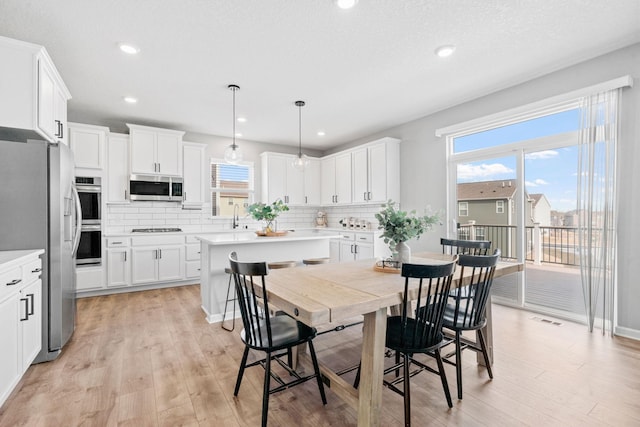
{"left": 454, "top": 109, "right": 580, "bottom": 212}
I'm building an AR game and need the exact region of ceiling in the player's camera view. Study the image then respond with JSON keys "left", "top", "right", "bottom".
{"left": 1, "top": 1, "right": 639, "bottom": 150}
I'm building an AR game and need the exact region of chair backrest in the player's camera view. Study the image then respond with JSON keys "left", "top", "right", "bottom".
{"left": 450, "top": 249, "right": 501, "bottom": 329}
{"left": 228, "top": 251, "right": 275, "bottom": 348}
{"left": 399, "top": 258, "right": 458, "bottom": 349}
{"left": 441, "top": 238, "right": 491, "bottom": 256}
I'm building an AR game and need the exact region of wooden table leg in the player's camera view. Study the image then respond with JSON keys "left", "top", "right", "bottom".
{"left": 357, "top": 308, "right": 387, "bottom": 427}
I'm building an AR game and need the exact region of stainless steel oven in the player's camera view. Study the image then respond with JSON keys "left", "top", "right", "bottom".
{"left": 76, "top": 177, "right": 101, "bottom": 224}
{"left": 75, "top": 177, "right": 102, "bottom": 266}
{"left": 76, "top": 225, "right": 101, "bottom": 266}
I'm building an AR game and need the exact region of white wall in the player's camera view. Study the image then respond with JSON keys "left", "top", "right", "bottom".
{"left": 330, "top": 43, "right": 640, "bottom": 336}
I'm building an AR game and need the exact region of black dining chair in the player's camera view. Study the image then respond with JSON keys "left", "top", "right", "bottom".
{"left": 354, "top": 258, "right": 458, "bottom": 426}
{"left": 228, "top": 252, "right": 327, "bottom": 427}
{"left": 441, "top": 249, "right": 501, "bottom": 400}
{"left": 441, "top": 237, "right": 491, "bottom": 255}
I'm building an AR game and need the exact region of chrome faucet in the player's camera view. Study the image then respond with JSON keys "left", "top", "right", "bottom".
{"left": 232, "top": 204, "right": 240, "bottom": 229}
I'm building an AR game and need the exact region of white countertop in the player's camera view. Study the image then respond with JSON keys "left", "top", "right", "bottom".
{"left": 0, "top": 249, "right": 44, "bottom": 271}
{"left": 104, "top": 227, "right": 377, "bottom": 238}
{"left": 195, "top": 230, "right": 343, "bottom": 246}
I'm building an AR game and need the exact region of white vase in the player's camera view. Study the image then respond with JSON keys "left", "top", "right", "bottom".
{"left": 394, "top": 241, "right": 411, "bottom": 265}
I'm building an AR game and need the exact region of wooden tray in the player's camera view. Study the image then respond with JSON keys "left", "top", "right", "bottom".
{"left": 255, "top": 230, "right": 288, "bottom": 237}
{"left": 373, "top": 264, "right": 401, "bottom": 274}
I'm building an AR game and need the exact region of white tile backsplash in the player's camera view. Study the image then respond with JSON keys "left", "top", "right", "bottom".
{"left": 105, "top": 202, "right": 385, "bottom": 234}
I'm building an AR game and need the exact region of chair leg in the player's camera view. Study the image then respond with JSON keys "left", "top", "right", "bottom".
{"left": 262, "top": 351, "right": 271, "bottom": 427}
{"left": 403, "top": 353, "right": 411, "bottom": 427}
{"left": 395, "top": 350, "right": 401, "bottom": 378}
{"left": 308, "top": 340, "right": 327, "bottom": 404}
{"left": 476, "top": 329, "right": 493, "bottom": 379}
{"left": 434, "top": 349, "right": 453, "bottom": 408}
{"left": 234, "top": 346, "right": 250, "bottom": 396}
{"left": 222, "top": 273, "right": 235, "bottom": 332}
{"left": 287, "top": 347, "right": 293, "bottom": 369}
{"left": 455, "top": 331, "right": 463, "bottom": 400}
{"left": 353, "top": 362, "right": 361, "bottom": 389}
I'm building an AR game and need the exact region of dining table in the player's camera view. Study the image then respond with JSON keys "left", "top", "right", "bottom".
{"left": 263, "top": 252, "right": 523, "bottom": 427}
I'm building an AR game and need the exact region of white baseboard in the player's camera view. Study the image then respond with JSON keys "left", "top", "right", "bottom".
{"left": 614, "top": 325, "right": 640, "bottom": 341}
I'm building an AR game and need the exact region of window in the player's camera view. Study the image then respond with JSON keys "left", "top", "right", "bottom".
{"left": 210, "top": 159, "right": 254, "bottom": 217}
{"left": 496, "top": 200, "right": 504, "bottom": 214}
{"left": 458, "top": 201, "right": 468, "bottom": 217}
{"left": 476, "top": 227, "right": 486, "bottom": 240}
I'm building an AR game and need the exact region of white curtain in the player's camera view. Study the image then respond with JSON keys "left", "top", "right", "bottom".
{"left": 577, "top": 89, "right": 620, "bottom": 334}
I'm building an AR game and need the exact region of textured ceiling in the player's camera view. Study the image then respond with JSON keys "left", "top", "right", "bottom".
{"left": 1, "top": 0, "right": 638, "bottom": 149}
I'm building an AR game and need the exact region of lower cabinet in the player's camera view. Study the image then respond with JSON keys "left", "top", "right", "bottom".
{"left": 185, "top": 235, "right": 201, "bottom": 279}
{"left": 331, "top": 231, "right": 378, "bottom": 262}
{"left": 106, "top": 248, "right": 130, "bottom": 288}
{"left": 0, "top": 250, "right": 43, "bottom": 408}
{"left": 130, "top": 235, "right": 183, "bottom": 285}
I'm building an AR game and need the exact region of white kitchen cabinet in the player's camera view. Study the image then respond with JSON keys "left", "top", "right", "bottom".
{"left": 261, "top": 153, "right": 320, "bottom": 206}
{"left": 321, "top": 152, "right": 352, "bottom": 205}
{"left": 76, "top": 266, "right": 104, "bottom": 291}
{"left": 131, "top": 235, "right": 183, "bottom": 285}
{"left": 127, "top": 124, "right": 184, "bottom": 176}
{"left": 351, "top": 137, "right": 400, "bottom": 204}
{"left": 106, "top": 249, "right": 130, "bottom": 288}
{"left": 0, "top": 250, "right": 43, "bottom": 408}
{"left": 0, "top": 36, "right": 71, "bottom": 144}
{"left": 330, "top": 231, "right": 387, "bottom": 262}
{"left": 185, "top": 235, "right": 201, "bottom": 279}
{"left": 68, "top": 122, "right": 108, "bottom": 171}
{"left": 106, "top": 133, "right": 130, "bottom": 204}
{"left": 182, "top": 142, "right": 206, "bottom": 208}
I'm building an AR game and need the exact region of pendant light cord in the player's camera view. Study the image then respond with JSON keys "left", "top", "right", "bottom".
{"left": 295, "top": 100, "right": 305, "bottom": 158}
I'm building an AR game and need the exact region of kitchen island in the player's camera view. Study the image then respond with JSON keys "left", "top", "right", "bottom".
{"left": 196, "top": 230, "right": 342, "bottom": 323}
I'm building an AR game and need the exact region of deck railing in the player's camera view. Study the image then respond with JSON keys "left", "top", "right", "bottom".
{"left": 458, "top": 223, "right": 580, "bottom": 266}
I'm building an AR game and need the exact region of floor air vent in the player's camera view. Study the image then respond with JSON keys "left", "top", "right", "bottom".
{"left": 531, "top": 316, "right": 563, "bottom": 326}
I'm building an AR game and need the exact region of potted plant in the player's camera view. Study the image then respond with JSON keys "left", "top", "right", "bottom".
{"left": 375, "top": 200, "right": 441, "bottom": 264}
{"left": 247, "top": 199, "right": 289, "bottom": 233}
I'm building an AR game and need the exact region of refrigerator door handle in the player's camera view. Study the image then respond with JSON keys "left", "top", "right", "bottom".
{"left": 71, "top": 186, "right": 83, "bottom": 256}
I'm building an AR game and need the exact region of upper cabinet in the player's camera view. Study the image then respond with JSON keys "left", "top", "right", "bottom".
{"left": 321, "top": 152, "right": 352, "bottom": 205}
{"left": 351, "top": 137, "right": 400, "bottom": 204}
{"left": 106, "top": 133, "right": 130, "bottom": 204}
{"left": 261, "top": 153, "right": 321, "bottom": 205}
{"left": 68, "top": 122, "right": 108, "bottom": 171}
{"left": 182, "top": 142, "right": 206, "bottom": 209}
{"left": 127, "top": 124, "right": 184, "bottom": 176}
{"left": 0, "top": 36, "right": 71, "bottom": 144}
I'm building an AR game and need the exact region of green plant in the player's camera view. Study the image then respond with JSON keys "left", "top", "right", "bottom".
{"left": 247, "top": 199, "right": 289, "bottom": 224}
{"left": 375, "top": 200, "right": 441, "bottom": 253}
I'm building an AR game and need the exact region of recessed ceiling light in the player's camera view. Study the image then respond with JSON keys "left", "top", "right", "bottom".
{"left": 118, "top": 43, "right": 140, "bottom": 55}
{"left": 317, "top": 131, "right": 326, "bottom": 136}
{"left": 435, "top": 45, "right": 456, "bottom": 58}
{"left": 237, "top": 117, "right": 247, "bottom": 123}
{"left": 123, "top": 96, "right": 138, "bottom": 104}
{"left": 335, "top": 0, "right": 358, "bottom": 9}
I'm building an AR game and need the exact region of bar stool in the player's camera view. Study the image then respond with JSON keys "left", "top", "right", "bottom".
{"left": 221, "top": 267, "right": 236, "bottom": 332}
{"left": 267, "top": 260, "right": 297, "bottom": 269}
{"left": 302, "top": 258, "right": 330, "bottom": 266}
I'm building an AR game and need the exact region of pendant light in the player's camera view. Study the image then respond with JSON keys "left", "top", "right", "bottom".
{"left": 224, "top": 84, "right": 243, "bottom": 164}
{"left": 292, "top": 100, "right": 309, "bottom": 170}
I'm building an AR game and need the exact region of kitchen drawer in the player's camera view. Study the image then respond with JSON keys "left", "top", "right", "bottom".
{"left": 0, "top": 267, "right": 22, "bottom": 302}
{"left": 354, "top": 232, "right": 374, "bottom": 244}
{"left": 106, "top": 237, "right": 130, "bottom": 248}
{"left": 131, "top": 235, "right": 184, "bottom": 246}
{"left": 185, "top": 244, "right": 200, "bottom": 261}
{"left": 336, "top": 232, "right": 355, "bottom": 241}
{"left": 22, "top": 258, "right": 42, "bottom": 285}
{"left": 185, "top": 235, "right": 199, "bottom": 244}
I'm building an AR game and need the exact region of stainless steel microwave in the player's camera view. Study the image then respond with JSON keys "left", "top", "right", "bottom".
{"left": 129, "top": 175, "right": 183, "bottom": 201}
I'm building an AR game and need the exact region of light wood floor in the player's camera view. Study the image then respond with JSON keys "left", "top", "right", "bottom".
{"left": 2, "top": 284, "right": 640, "bottom": 426}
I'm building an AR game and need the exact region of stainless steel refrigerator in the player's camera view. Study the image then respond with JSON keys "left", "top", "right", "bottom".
{"left": 0, "top": 139, "right": 80, "bottom": 363}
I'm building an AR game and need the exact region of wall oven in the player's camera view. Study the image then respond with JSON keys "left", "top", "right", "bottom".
{"left": 76, "top": 177, "right": 101, "bottom": 225}
{"left": 75, "top": 177, "right": 102, "bottom": 266}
